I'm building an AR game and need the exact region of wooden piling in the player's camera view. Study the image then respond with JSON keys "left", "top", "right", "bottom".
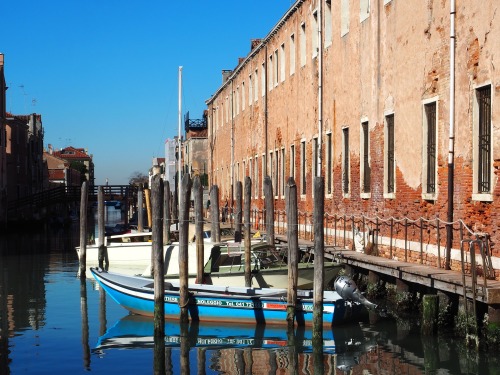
{"left": 137, "top": 188, "right": 144, "bottom": 232}
{"left": 78, "top": 181, "right": 88, "bottom": 278}
{"left": 145, "top": 188, "right": 152, "bottom": 228}
{"left": 193, "top": 176, "right": 204, "bottom": 284}
{"left": 97, "top": 186, "right": 108, "bottom": 269}
{"left": 234, "top": 181, "right": 242, "bottom": 243}
{"left": 210, "top": 185, "right": 220, "bottom": 243}
{"left": 179, "top": 174, "right": 192, "bottom": 323}
{"left": 163, "top": 181, "right": 171, "bottom": 244}
{"left": 244, "top": 177, "right": 252, "bottom": 287}
{"left": 151, "top": 175, "right": 165, "bottom": 338}
{"left": 313, "top": 177, "right": 325, "bottom": 333}
{"left": 286, "top": 177, "right": 298, "bottom": 327}
{"left": 264, "top": 176, "right": 275, "bottom": 245}
{"left": 422, "top": 294, "right": 439, "bottom": 335}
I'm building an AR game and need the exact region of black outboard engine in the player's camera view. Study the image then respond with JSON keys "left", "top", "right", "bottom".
{"left": 334, "top": 275, "right": 378, "bottom": 310}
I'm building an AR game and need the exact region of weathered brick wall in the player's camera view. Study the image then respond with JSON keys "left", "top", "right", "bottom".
{"left": 206, "top": 1, "right": 500, "bottom": 270}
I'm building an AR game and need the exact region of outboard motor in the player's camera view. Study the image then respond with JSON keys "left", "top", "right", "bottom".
{"left": 334, "top": 275, "right": 378, "bottom": 310}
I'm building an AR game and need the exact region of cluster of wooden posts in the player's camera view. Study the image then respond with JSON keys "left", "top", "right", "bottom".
{"left": 77, "top": 175, "right": 331, "bottom": 336}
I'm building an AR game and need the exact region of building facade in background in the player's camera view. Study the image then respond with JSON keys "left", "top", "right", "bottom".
{"left": 206, "top": 0, "right": 499, "bottom": 269}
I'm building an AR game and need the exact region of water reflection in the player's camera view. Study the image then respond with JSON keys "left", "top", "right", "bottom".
{"left": 1, "top": 222, "right": 499, "bottom": 374}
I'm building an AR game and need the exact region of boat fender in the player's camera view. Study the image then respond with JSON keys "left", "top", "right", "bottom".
{"left": 334, "top": 275, "right": 378, "bottom": 311}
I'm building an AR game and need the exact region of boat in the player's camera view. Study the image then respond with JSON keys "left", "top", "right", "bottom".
{"left": 90, "top": 267, "right": 363, "bottom": 326}
{"left": 76, "top": 231, "right": 213, "bottom": 277}
{"left": 199, "top": 242, "right": 342, "bottom": 289}
{"left": 94, "top": 314, "right": 337, "bottom": 352}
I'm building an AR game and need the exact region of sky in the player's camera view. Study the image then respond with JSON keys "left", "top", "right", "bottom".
{"left": 1, "top": 0, "right": 293, "bottom": 185}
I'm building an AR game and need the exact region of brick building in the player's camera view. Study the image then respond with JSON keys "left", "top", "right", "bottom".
{"left": 205, "top": 1, "right": 500, "bottom": 273}
{"left": 51, "top": 145, "right": 94, "bottom": 188}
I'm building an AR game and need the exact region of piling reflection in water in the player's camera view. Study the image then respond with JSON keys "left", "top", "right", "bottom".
{"left": 1, "top": 224, "right": 500, "bottom": 374}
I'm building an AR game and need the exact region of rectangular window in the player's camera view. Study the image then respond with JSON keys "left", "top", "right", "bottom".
{"left": 261, "top": 154, "right": 266, "bottom": 196}
{"left": 248, "top": 75, "right": 253, "bottom": 107}
{"left": 261, "top": 63, "right": 266, "bottom": 97}
{"left": 341, "top": 0, "right": 350, "bottom": 37}
{"left": 327, "top": 132, "right": 332, "bottom": 195}
{"left": 241, "top": 82, "right": 245, "bottom": 111}
{"left": 254, "top": 156, "right": 259, "bottom": 198}
{"left": 300, "top": 23, "right": 306, "bottom": 67}
{"left": 281, "top": 148, "right": 285, "bottom": 196}
{"left": 275, "top": 149, "right": 279, "bottom": 197}
{"left": 385, "top": 114, "right": 395, "bottom": 195}
{"left": 269, "top": 151, "right": 274, "bottom": 192}
{"left": 301, "top": 140, "right": 306, "bottom": 195}
{"left": 268, "top": 55, "right": 273, "bottom": 91}
{"left": 290, "top": 144, "right": 295, "bottom": 180}
{"left": 361, "top": 121, "right": 371, "bottom": 194}
{"left": 312, "top": 11, "right": 318, "bottom": 58}
{"left": 476, "top": 85, "right": 492, "bottom": 196}
{"left": 274, "top": 50, "right": 279, "bottom": 86}
{"left": 360, "top": 0, "right": 370, "bottom": 22}
{"left": 280, "top": 44, "right": 285, "bottom": 83}
{"left": 313, "top": 136, "right": 318, "bottom": 178}
{"left": 254, "top": 69, "right": 259, "bottom": 102}
{"left": 290, "top": 34, "right": 296, "bottom": 75}
{"left": 342, "top": 128, "right": 350, "bottom": 195}
{"left": 324, "top": 0, "right": 332, "bottom": 47}
{"left": 424, "top": 102, "right": 437, "bottom": 195}
{"left": 235, "top": 87, "right": 239, "bottom": 115}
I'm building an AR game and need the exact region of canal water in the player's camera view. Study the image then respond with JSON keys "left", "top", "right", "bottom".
{"left": 0, "top": 208, "right": 497, "bottom": 374}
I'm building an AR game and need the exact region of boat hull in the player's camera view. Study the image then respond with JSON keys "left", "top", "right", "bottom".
{"left": 90, "top": 268, "right": 356, "bottom": 326}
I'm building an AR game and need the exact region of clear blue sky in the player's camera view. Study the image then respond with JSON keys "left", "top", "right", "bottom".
{"left": 1, "top": 1, "right": 292, "bottom": 185}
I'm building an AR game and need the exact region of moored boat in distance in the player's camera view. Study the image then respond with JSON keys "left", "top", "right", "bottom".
{"left": 90, "top": 267, "right": 364, "bottom": 326}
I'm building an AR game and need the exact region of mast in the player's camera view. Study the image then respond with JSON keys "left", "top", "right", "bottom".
{"left": 178, "top": 66, "right": 183, "bottom": 210}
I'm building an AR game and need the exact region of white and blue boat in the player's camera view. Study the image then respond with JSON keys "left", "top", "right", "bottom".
{"left": 90, "top": 268, "right": 363, "bottom": 326}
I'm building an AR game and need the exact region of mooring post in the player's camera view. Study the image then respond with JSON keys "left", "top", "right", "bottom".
{"left": 97, "top": 186, "right": 108, "bottom": 269}
{"left": 78, "top": 181, "right": 88, "bottom": 278}
{"left": 244, "top": 177, "right": 252, "bottom": 287}
{"left": 264, "top": 176, "right": 275, "bottom": 246}
{"left": 313, "top": 177, "right": 325, "bottom": 335}
{"left": 422, "top": 294, "right": 439, "bottom": 335}
{"left": 137, "top": 188, "right": 144, "bottom": 232}
{"left": 163, "top": 181, "right": 171, "bottom": 245}
{"left": 210, "top": 185, "right": 220, "bottom": 243}
{"left": 151, "top": 175, "right": 165, "bottom": 339}
{"left": 179, "top": 174, "right": 192, "bottom": 323}
{"left": 234, "top": 181, "right": 242, "bottom": 242}
{"left": 144, "top": 188, "right": 152, "bottom": 228}
{"left": 193, "top": 176, "right": 204, "bottom": 284}
{"left": 286, "top": 177, "right": 298, "bottom": 327}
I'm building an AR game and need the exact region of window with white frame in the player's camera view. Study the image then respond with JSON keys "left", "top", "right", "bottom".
{"left": 274, "top": 49, "right": 279, "bottom": 86}
{"left": 235, "top": 87, "right": 239, "bottom": 116}
{"left": 422, "top": 100, "right": 437, "bottom": 199}
{"left": 342, "top": 127, "right": 350, "bottom": 195}
{"left": 254, "top": 156, "right": 259, "bottom": 198}
{"left": 290, "top": 144, "right": 295, "bottom": 180}
{"left": 361, "top": 120, "right": 371, "bottom": 195}
{"left": 280, "top": 43, "right": 285, "bottom": 83}
{"left": 269, "top": 150, "right": 275, "bottom": 192}
{"left": 384, "top": 114, "right": 395, "bottom": 197}
{"left": 275, "top": 149, "right": 279, "bottom": 197}
{"left": 473, "top": 84, "right": 492, "bottom": 200}
{"left": 248, "top": 75, "right": 253, "bottom": 107}
{"left": 326, "top": 132, "right": 332, "bottom": 195}
{"left": 341, "top": 0, "right": 350, "bottom": 37}
{"left": 280, "top": 148, "right": 285, "bottom": 196}
{"left": 324, "top": 0, "right": 332, "bottom": 48}
{"left": 254, "top": 69, "right": 259, "bottom": 102}
{"left": 300, "top": 23, "right": 306, "bottom": 67}
{"left": 261, "top": 154, "right": 266, "bottom": 196}
{"left": 312, "top": 10, "right": 318, "bottom": 58}
{"left": 360, "top": 0, "right": 370, "bottom": 22}
{"left": 312, "top": 136, "right": 318, "bottom": 178}
{"left": 241, "top": 82, "right": 245, "bottom": 112}
{"left": 268, "top": 54, "right": 274, "bottom": 91}
{"left": 301, "top": 140, "right": 306, "bottom": 195}
{"left": 261, "top": 63, "right": 266, "bottom": 97}
{"left": 290, "top": 34, "right": 296, "bottom": 75}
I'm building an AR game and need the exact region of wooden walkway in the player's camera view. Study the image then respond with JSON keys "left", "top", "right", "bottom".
{"left": 274, "top": 234, "right": 500, "bottom": 305}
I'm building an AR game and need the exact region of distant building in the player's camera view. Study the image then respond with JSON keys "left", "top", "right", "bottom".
{"left": 43, "top": 151, "right": 81, "bottom": 187}
{"left": 51, "top": 145, "right": 94, "bottom": 187}
{"left": 164, "top": 138, "right": 178, "bottom": 192}
{"left": 183, "top": 111, "right": 208, "bottom": 187}
{"left": 0, "top": 54, "right": 7, "bottom": 223}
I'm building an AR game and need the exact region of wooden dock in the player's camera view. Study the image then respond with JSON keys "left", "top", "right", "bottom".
{"left": 274, "top": 234, "right": 500, "bottom": 305}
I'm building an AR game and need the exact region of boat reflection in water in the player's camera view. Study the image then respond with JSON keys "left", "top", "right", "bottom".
{"left": 93, "top": 314, "right": 368, "bottom": 373}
